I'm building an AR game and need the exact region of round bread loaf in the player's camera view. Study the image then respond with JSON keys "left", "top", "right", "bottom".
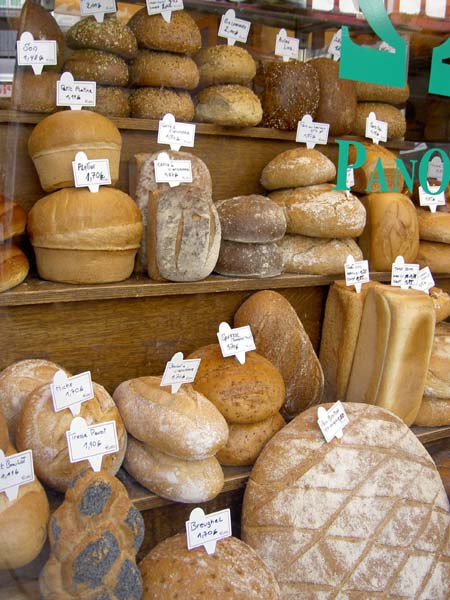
{"left": 0, "top": 197, "right": 26, "bottom": 242}
{"left": 417, "top": 207, "right": 450, "bottom": 243}
{"left": 129, "top": 50, "right": 199, "bottom": 89}
{"left": 65, "top": 16, "right": 138, "bottom": 59}
{"left": 140, "top": 533, "right": 281, "bottom": 600}
{"left": 416, "top": 240, "right": 450, "bottom": 273}
{"left": 215, "top": 240, "right": 283, "bottom": 278}
{"left": 87, "top": 86, "right": 130, "bottom": 118}
{"left": 124, "top": 437, "right": 224, "bottom": 503}
{"left": 430, "top": 286, "right": 450, "bottom": 322}
{"left": 16, "top": 381, "right": 127, "bottom": 492}
{"left": 0, "top": 446, "right": 49, "bottom": 570}
{"left": 308, "top": 57, "right": 357, "bottom": 135}
{"left": 260, "top": 147, "right": 336, "bottom": 190}
{"left": 216, "top": 413, "right": 285, "bottom": 466}
{"left": 242, "top": 403, "right": 450, "bottom": 599}
{"left": 28, "top": 110, "right": 122, "bottom": 192}
{"left": 28, "top": 187, "right": 143, "bottom": 284}
{"left": 128, "top": 9, "right": 201, "bottom": 54}
{"left": 188, "top": 345, "right": 285, "bottom": 424}
{"left": 0, "top": 244, "right": 29, "bottom": 293}
{"left": 113, "top": 376, "right": 228, "bottom": 459}
{"left": 278, "top": 235, "right": 363, "bottom": 275}
{"left": 11, "top": 70, "right": 59, "bottom": 114}
{"left": 215, "top": 195, "right": 286, "bottom": 243}
{"left": 0, "top": 409, "right": 8, "bottom": 449}
{"left": 234, "top": 290, "right": 324, "bottom": 417}
{"left": 358, "top": 192, "right": 419, "bottom": 271}
{"left": 422, "top": 322, "right": 450, "bottom": 400}
{"left": 194, "top": 45, "right": 256, "bottom": 88}
{"left": 352, "top": 102, "right": 406, "bottom": 140}
{"left": 350, "top": 142, "right": 403, "bottom": 194}
{"left": 195, "top": 84, "right": 263, "bottom": 128}
{"left": 356, "top": 80, "right": 410, "bottom": 103}
{"left": 269, "top": 184, "right": 366, "bottom": 238}
{"left": 64, "top": 49, "right": 129, "bottom": 87}
{"left": 129, "top": 87, "right": 194, "bottom": 121}
{"left": 415, "top": 398, "right": 450, "bottom": 426}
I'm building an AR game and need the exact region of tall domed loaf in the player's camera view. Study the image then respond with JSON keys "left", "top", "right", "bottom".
{"left": 28, "top": 187, "right": 143, "bottom": 284}
{"left": 27, "top": 111, "right": 122, "bottom": 192}
{"left": 113, "top": 376, "right": 228, "bottom": 460}
{"left": 242, "top": 403, "right": 450, "bottom": 599}
{"left": 188, "top": 344, "right": 285, "bottom": 424}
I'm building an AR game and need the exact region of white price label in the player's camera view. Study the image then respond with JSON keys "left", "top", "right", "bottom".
{"left": 57, "top": 72, "right": 96, "bottom": 110}
{"left": 17, "top": 32, "right": 57, "bottom": 76}
{"left": 379, "top": 41, "right": 395, "bottom": 53}
{"left": 427, "top": 156, "right": 444, "bottom": 182}
{"left": 66, "top": 417, "right": 119, "bottom": 472}
{"left": 296, "top": 114, "right": 330, "bottom": 149}
{"left": 146, "top": 0, "right": 183, "bottom": 23}
{"left": 0, "top": 83, "right": 12, "bottom": 98}
{"left": 0, "top": 449, "right": 34, "bottom": 502}
{"left": 161, "top": 352, "right": 201, "bottom": 394}
{"left": 218, "top": 9, "right": 251, "bottom": 46}
{"left": 345, "top": 254, "right": 369, "bottom": 294}
{"left": 391, "top": 256, "right": 420, "bottom": 289}
{"left": 72, "top": 151, "right": 111, "bottom": 193}
{"left": 154, "top": 152, "right": 193, "bottom": 187}
{"left": 51, "top": 370, "right": 94, "bottom": 416}
{"left": 186, "top": 507, "right": 232, "bottom": 555}
{"left": 80, "top": 0, "right": 116, "bottom": 22}
{"left": 217, "top": 322, "right": 256, "bottom": 365}
{"left": 275, "top": 28, "right": 299, "bottom": 62}
{"left": 328, "top": 28, "right": 342, "bottom": 60}
{"left": 419, "top": 184, "right": 446, "bottom": 213}
{"left": 317, "top": 401, "right": 349, "bottom": 443}
{"left": 157, "top": 113, "right": 196, "bottom": 152}
{"left": 365, "top": 111, "right": 388, "bottom": 145}
{"left": 410, "top": 266, "right": 435, "bottom": 295}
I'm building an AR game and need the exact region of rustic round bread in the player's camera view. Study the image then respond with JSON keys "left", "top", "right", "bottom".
{"left": 65, "top": 16, "right": 138, "bottom": 59}
{"left": 242, "top": 402, "right": 450, "bottom": 599}
{"left": 87, "top": 86, "right": 130, "bottom": 118}
{"left": 417, "top": 208, "right": 450, "bottom": 243}
{"left": 417, "top": 240, "right": 450, "bottom": 273}
{"left": 140, "top": 533, "right": 281, "bottom": 600}
{"left": 195, "top": 84, "right": 263, "bottom": 128}
{"left": 215, "top": 240, "right": 283, "bottom": 278}
{"left": 64, "top": 49, "right": 129, "bottom": 87}
{"left": 129, "top": 50, "right": 199, "bottom": 89}
{"left": 0, "top": 244, "right": 29, "bottom": 294}
{"left": 352, "top": 102, "right": 406, "bottom": 140}
{"left": 129, "top": 87, "right": 194, "bottom": 121}
{"left": 261, "top": 147, "right": 336, "bottom": 190}
{"left": 194, "top": 45, "right": 257, "bottom": 88}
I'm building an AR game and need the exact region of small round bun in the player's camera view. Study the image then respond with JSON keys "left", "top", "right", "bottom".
{"left": 352, "top": 102, "right": 406, "bottom": 140}
{"left": 66, "top": 16, "right": 138, "bottom": 59}
{"left": 0, "top": 244, "right": 29, "bottom": 293}
{"left": 11, "top": 70, "right": 59, "bottom": 114}
{"left": 261, "top": 147, "right": 336, "bottom": 190}
{"left": 215, "top": 240, "right": 283, "bottom": 278}
{"left": 194, "top": 45, "right": 256, "bottom": 88}
{"left": 0, "top": 197, "right": 26, "bottom": 242}
{"left": 87, "top": 86, "right": 130, "bottom": 118}
{"left": 195, "top": 84, "right": 262, "bottom": 128}
{"left": 128, "top": 9, "right": 201, "bottom": 54}
{"left": 129, "top": 87, "right": 194, "bottom": 121}
{"left": 129, "top": 50, "right": 199, "bottom": 89}
{"left": 64, "top": 49, "right": 129, "bottom": 86}
{"left": 356, "top": 80, "right": 410, "bottom": 104}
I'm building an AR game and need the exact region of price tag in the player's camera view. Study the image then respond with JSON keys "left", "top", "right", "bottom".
{"left": 186, "top": 507, "right": 232, "bottom": 555}
{"left": 217, "top": 322, "right": 256, "bottom": 365}
{"left": 50, "top": 370, "right": 94, "bottom": 416}
{"left": 275, "top": 29, "right": 299, "bottom": 62}
{"left": 427, "top": 156, "right": 444, "bottom": 182}
{"left": 379, "top": 41, "right": 396, "bottom": 53}
{"left": 391, "top": 255, "right": 420, "bottom": 289}
{"left": 157, "top": 113, "right": 196, "bottom": 152}
{"left": 419, "top": 184, "right": 446, "bottom": 214}
{"left": 57, "top": 72, "right": 96, "bottom": 110}
{"left": 72, "top": 151, "right": 111, "bottom": 193}
{"left": 296, "top": 114, "right": 330, "bottom": 149}
{"left": 345, "top": 254, "right": 369, "bottom": 294}
{"left": 66, "top": 417, "right": 119, "bottom": 472}
{"left": 312, "top": 0, "right": 334, "bottom": 9}
{"left": 317, "top": 401, "right": 349, "bottom": 443}
{"left": 80, "top": 0, "right": 116, "bottom": 23}
{"left": 328, "top": 28, "right": 342, "bottom": 61}
{"left": 218, "top": 9, "right": 251, "bottom": 46}
{"left": 160, "top": 352, "right": 201, "bottom": 394}
{"left": 399, "top": 0, "right": 420, "bottom": 14}
{"left": 345, "top": 168, "right": 355, "bottom": 197}
{"left": 365, "top": 111, "right": 388, "bottom": 145}
{"left": 0, "top": 449, "right": 34, "bottom": 502}
{"left": 410, "top": 266, "right": 435, "bottom": 295}
{"left": 146, "top": 0, "right": 183, "bottom": 23}
{"left": 154, "top": 152, "right": 193, "bottom": 188}
{"left": 0, "top": 83, "right": 12, "bottom": 98}
{"left": 16, "top": 32, "right": 57, "bottom": 76}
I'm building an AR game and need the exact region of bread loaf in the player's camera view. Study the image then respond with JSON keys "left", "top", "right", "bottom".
{"left": 195, "top": 85, "right": 263, "bottom": 128}
{"left": 64, "top": 49, "right": 129, "bottom": 86}
{"left": 430, "top": 286, "right": 450, "bottom": 321}
{"left": 140, "top": 534, "right": 281, "bottom": 600}
{"left": 0, "top": 197, "right": 26, "bottom": 242}
{"left": 0, "top": 244, "right": 29, "bottom": 293}
{"left": 415, "top": 398, "right": 450, "bottom": 426}
{"left": 87, "top": 86, "right": 130, "bottom": 118}
{"left": 128, "top": 9, "right": 201, "bottom": 54}
{"left": 194, "top": 45, "right": 256, "bottom": 88}
{"left": 417, "top": 208, "right": 450, "bottom": 243}
{"left": 352, "top": 102, "right": 406, "bottom": 140}
{"left": 350, "top": 142, "right": 404, "bottom": 193}
{"left": 215, "top": 240, "right": 283, "bottom": 278}
{"left": 129, "top": 51, "right": 199, "bottom": 89}
{"left": 416, "top": 240, "right": 450, "bottom": 272}
{"left": 242, "top": 403, "right": 450, "bottom": 599}
{"left": 11, "top": 70, "right": 59, "bottom": 114}
{"left": 356, "top": 80, "right": 410, "bottom": 103}
{"left": 422, "top": 322, "right": 450, "bottom": 399}
{"left": 234, "top": 290, "right": 323, "bottom": 417}
{"left": 0, "top": 409, "right": 8, "bottom": 449}
{"left": 65, "top": 16, "right": 138, "bottom": 59}
{"left": 129, "top": 87, "right": 195, "bottom": 121}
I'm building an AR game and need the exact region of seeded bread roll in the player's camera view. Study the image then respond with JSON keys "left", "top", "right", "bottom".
{"left": 129, "top": 50, "right": 199, "bottom": 89}
{"left": 356, "top": 80, "right": 410, "bottom": 103}
{"left": 129, "top": 87, "right": 194, "bottom": 121}
{"left": 64, "top": 49, "right": 129, "bottom": 87}
{"left": 11, "top": 70, "right": 59, "bottom": 114}
{"left": 65, "top": 16, "right": 138, "bottom": 59}
{"left": 215, "top": 240, "right": 283, "bottom": 278}
{"left": 0, "top": 244, "right": 29, "bottom": 293}
{"left": 352, "top": 102, "right": 406, "bottom": 140}
{"left": 417, "top": 207, "right": 450, "bottom": 243}
{"left": 194, "top": 45, "right": 256, "bottom": 88}
{"left": 260, "top": 147, "right": 336, "bottom": 191}
{"left": 416, "top": 240, "right": 450, "bottom": 272}
{"left": 350, "top": 142, "right": 404, "bottom": 193}
{"left": 195, "top": 84, "right": 262, "bottom": 128}
{"left": 87, "top": 86, "right": 130, "bottom": 118}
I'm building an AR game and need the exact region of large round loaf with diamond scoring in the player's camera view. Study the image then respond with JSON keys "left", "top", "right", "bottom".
{"left": 242, "top": 402, "right": 450, "bottom": 599}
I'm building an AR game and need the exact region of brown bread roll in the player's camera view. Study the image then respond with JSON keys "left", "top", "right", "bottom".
{"left": 65, "top": 16, "right": 138, "bottom": 59}
{"left": 188, "top": 344, "right": 285, "bottom": 424}
{"left": 430, "top": 286, "right": 450, "bottom": 321}
{"left": 11, "top": 70, "right": 59, "bottom": 114}
{"left": 350, "top": 142, "right": 403, "bottom": 193}
{"left": 242, "top": 403, "right": 450, "bottom": 599}
{"left": 417, "top": 207, "right": 450, "bottom": 243}
{"left": 194, "top": 45, "right": 256, "bottom": 89}
{"left": 130, "top": 50, "right": 199, "bottom": 89}
{"left": 63, "top": 49, "right": 129, "bottom": 87}
{"left": 195, "top": 84, "right": 263, "bottom": 128}
{"left": 416, "top": 240, "right": 450, "bottom": 272}
{"left": 129, "top": 87, "right": 194, "bottom": 121}
{"left": 356, "top": 80, "right": 410, "bottom": 103}
{"left": 234, "top": 290, "right": 324, "bottom": 417}
{"left": 415, "top": 398, "right": 450, "bottom": 426}
{"left": 422, "top": 322, "right": 450, "bottom": 400}
{"left": 352, "top": 102, "right": 406, "bottom": 140}
{"left": 128, "top": 9, "right": 201, "bottom": 54}
{"left": 140, "top": 534, "right": 281, "bottom": 600}
{"left": 215, "top": 240, "right": 283, "bottom": 278}
{"left": 260, "top": 147, "right": 336, "bottom": 190}
{"left": 0, "top": 197, "right": 26, "bottom": 242}
{"left": 0, "top": 244, "right": 29, "bottom": 293}
{"left": 86, "top": 86, "right": 130, "bottom": 118}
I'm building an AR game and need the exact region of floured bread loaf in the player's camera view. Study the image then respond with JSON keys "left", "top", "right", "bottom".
{"left": 417, "top": 208, "right": 450, "bottom": 243}
{"left": 195, "top": 84, "right": 263, "bottom": 128}
{"left": 215, "top": 240, "right": 283, "bottom": 278}
{"left": 260, "top": 148, "right": 336, "bottom": 191}
{"left": 242, "top": 403, "right": 450, "bottom": 599}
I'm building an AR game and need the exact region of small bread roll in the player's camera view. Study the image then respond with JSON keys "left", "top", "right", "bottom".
{"left": 65, "top": 16, "right": 138, "bottom": 59}
{"left": 215, "top": 240, "right": 283, "bottom": 278}
{"left": 352, "top": 102, "right": 406, "bottom": 140}
{"left": 261, "top": 147, "right": 336, "bottom": 190}
{"left": 195, "top": 84, "right": 262, "bottom": 128}
{"left": 87, "top": 86, "right": 130, "bottom": 118}
{"left": 417, "top": 208, "right": 450, "bottom": 243}
{"left": 194, "top": 45, "right": 256, "bottom": 88}
{"left": 0, "top": 244, "right": 29, "bottom": 293}
{"left": 128, "top": 9, "right": 201, "bottom": 54}
{"left": 64, "top": 49, "right": 129, "bottom": 86}
{"left": 129, "top": 50, "right": 199, "bottom": 89}
{"left": 129, "top": 87, "right": 194, "bottom": 121}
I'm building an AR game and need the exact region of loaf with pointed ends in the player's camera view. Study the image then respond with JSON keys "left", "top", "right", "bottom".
{"left": 242, "top": 403, "right": 450, "bottom": 599}
{"left": 140, "top": 533, "right": 281, "bottom": 600}
{"left": 417, "top": 207, "right": 450, "bottom": 243}
{"left": 188, "top": 345, "right": 285, "bottom": 424}
{"left": 215, "top": 240, "right": 283, "bottom": 278}
{"left": 194, "top": 45, "right": 256, "bottom": 88}
{"left": 39, "top": 469, "right": 144, "bottom": 599}
{"left": 113, "top": 376, "right": 228, "bottom": 459}
{"left": 129, "top": 50, "right": 199, "bottom": 89}
{"left": 195, "top": 85, "right": 263, "bottom": 127}
{"left": 65, "top": 16, "right": 138, "bottom": 59}
{"left": 16, "top": 382, "right": 127, "bottom": 492}
{"left": 349, "top": 142, "right": 404, "bottom": 193}
{"left": 416, "top": 240, "right": 450, "bottom": 272}
{"left": 346, "top": 286, "right": 435, "bottom": 425}
{"left": 352, "top": 102, "right": 406, "bottom": 140}
{"left": 124, "top": 437, "right": 224, "bottom": 503}
{"left": 0, "top": 244, "right": 29, "bottom": 293}
{"left": 234, "top": 290, "right": 323, "bottom": 417}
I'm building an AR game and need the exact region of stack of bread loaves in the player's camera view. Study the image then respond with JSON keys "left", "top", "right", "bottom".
{"left": 127, "top": 9, "right": 201, "bottom": 120}
{"left": 0, "top": 196, "right": 29, "bottom": 292}
{"left": 416, "top": 197, "right": 450, "bottom": 273}
{"left": 262, "top": 147, "right": 366, "bottom": 275}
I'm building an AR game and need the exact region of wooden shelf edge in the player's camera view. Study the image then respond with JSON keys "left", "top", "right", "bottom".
{"left": 413, "top": 424, "right": 450, "bottom": 444}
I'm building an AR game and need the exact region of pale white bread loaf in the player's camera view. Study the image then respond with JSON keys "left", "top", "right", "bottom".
{"left": 16, "top": 382, "right": 127, "bottom": 492}
{"left": 269, "top": 184, "right": 366, "bottom": 238}
{"left": 416, "top": 240, "right": 450, "bottom": 273}
{"left": 113, "top": 376, "right": 228, "bottom": 460}
{"left": 129, "top": 151, "right": 212, "bottom": 271}
{"left": 356, "top": 80, "right": 410, "bottom": 103}
{"left": 352, "top": 102, "right": 406, "bottom": 140}
{"left": 417, "top": 207, "right": 450, "bottom": 243}
{"left": 194, "top": 45, "right": 257, "bottom": 89}
{"left": 422, "top": 322, "right": 450, "bottom": 400}
{"left": 242, "top": 402, "right": 450, "bottom": 600}
{"left": 234, "top": 290, "right": 323, "bottom": 418}
{"left": 278, "top": 235, "right": 363, "bottom": 275}
{"left": 346, "top": 286, "right": 435, "bottom": 426}
{"left": 415, "top": 398, "right": 450, "bottom": 426}
{"left": 147, "top": 185, "right": 220, "bottom": 282}
{"left": 123, "top": 436, "right": 224, "bottom": 503}
{"left": 195, "top": 84, "right": 263, "bottom": 128}
{"left": 140, "top": 533, "right": 281, "bottom": 600}
{"left": 350, "top": 142, "right": 404, "bottom": 194}
{"left": 215, "top": 240, "right": 283, "bottom": 278}
{"left": 430, "top": 286, "right": 450, "bottom": 321}
{"left": 0, "top": 408, "right": 7, "bottom": 449}
{"left": 260, "top": 147, "right": 336, "bottom": 191}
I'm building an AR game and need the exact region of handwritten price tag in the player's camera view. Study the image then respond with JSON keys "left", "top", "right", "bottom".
{"left": 161, "top": 352, "right": 201, "bottom": 394}
{"left": 317, "top": 401, "right": 349, "bottom": 443}
{"left": 186, "top": 507, "right": 232, "bottom": 555}
{"left": 217, "top": 322, "right": 255, "bottom": 365}
{"left": 0, "top": 449, "right": 34, "bottom": 502}
{"left": 72, "top": 151, "right": 111, "bottom": 193}
{"left": 157, "top": 113, "right": 196, "bottom": 152}
{"left": 328, "top": 28, "right": 342, "bottom": 61}
{"left": 57, "top": 72, "right": 96, "bottom": 110}
{"left": 391, "top": 256, "right": 420, "bottom": 289}
{"left": 154, "top": 152, "right": 193, "bottom": 188}
{"left": 0, "top": 83, "right": 12, "bottom": 98}
{"left": 275, "top": 28, "right": 299, "bottom": 62}
{"left": 218, "top": 9, "right": 250, "bottom": 46}
{"left": 50, "top": 370, "right": 94, "bottom": 416}
{"left": 17, "top": 32, "right": 57, "bottom": 76}
{"left": 410, "top": 266, "right": 435, "bottom": 295}
{"left": 427, "top": 156, "right": 444, "bottom": 182}
{"left": 345, "top": 254, "right": 369, "bottom": 294}
{"left": 80, "top": 0, "right": 116, "bottom": 22}
{"left": 66, "top": 417, "right": 119, "bottom": 472}
{"left": 146, "top": 0, "right": 183, "bottom": 23}
{"left": 296, "top": 114, "right": 330, "bottom": 149}
{"left": 365, "top": 111, "right": 388, "bottom": 145}
{"left": 419, "top": 184, "right": 446, "bottom": 213}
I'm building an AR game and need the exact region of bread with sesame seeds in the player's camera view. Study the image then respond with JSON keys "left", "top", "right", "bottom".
{"left": 66, "top": 16, "right": 138, "bottom": 59}
{"left": 63, "top": 49, "right": 129, "bottom": 87}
